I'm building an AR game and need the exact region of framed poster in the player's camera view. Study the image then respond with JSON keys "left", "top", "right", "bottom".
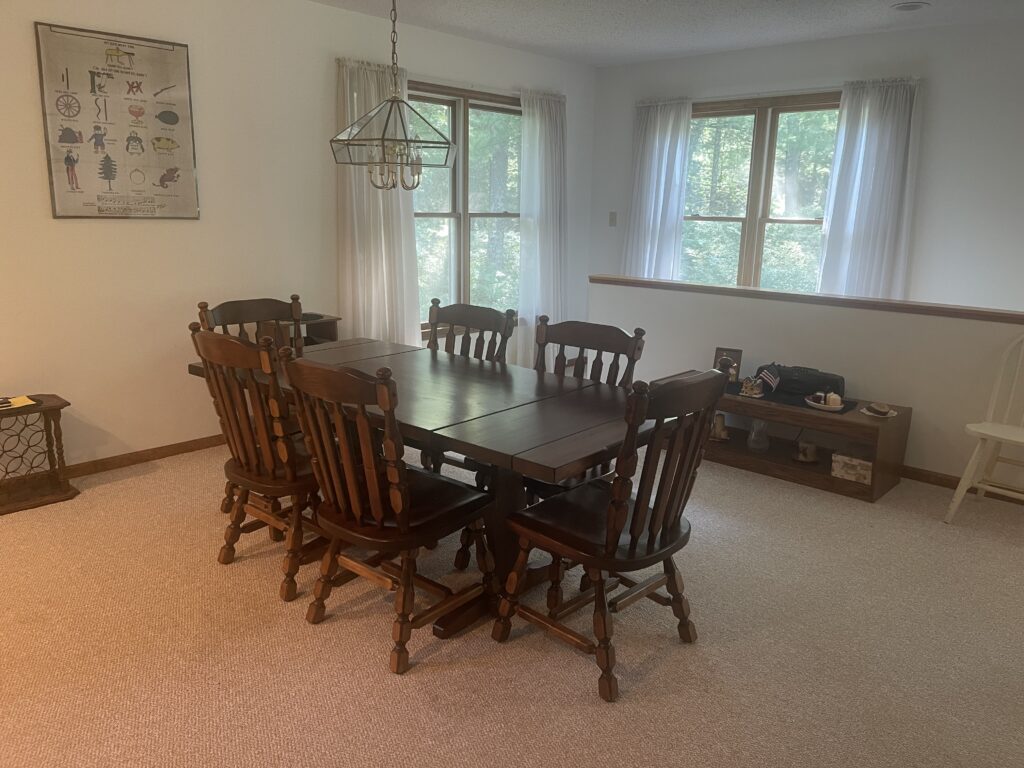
{"left": 35, "top": 23, "right": 199, "bottom": 219}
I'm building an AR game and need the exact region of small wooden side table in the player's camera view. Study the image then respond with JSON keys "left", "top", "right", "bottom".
{"left": 0, "top": 394, "right": 78, "bottom": 515}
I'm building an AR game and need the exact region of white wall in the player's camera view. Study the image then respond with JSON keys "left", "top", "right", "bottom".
{"left": 1, "top": 0, "right": 595, "bottom": 464}
{"left": 589, "top": 280, "right": 1023, "bottom": 478}
{"left": 589, "top": 23, "right": 1024, "bottom": 312}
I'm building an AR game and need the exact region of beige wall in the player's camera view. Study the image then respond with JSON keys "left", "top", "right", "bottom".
{"left": 588, "top": 23, "right": 1024, "bottom": 312}
{"left": 588, "top": 279, "right": 1024, "bottom": 478}
{"left": 1, "top": 0, "right": 595, "bottom": 464}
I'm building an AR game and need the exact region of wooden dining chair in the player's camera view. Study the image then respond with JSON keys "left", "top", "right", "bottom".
{"left": 190, "top": 324, "right": 326, "bottom": 601}
{"left": 491, "top": 368, "right": 728, "bottom": 702}
{"left": 451, "top": 315, "right": 647, "bottom": 575}
{"left": 425, "top": 298, "right": 517, "bottom": 364}
{"left": 946, "top": 333, "right": 1024, "bottom": 523}
{"left": 535, "top": 315, "right": 646, "bottom": 386}
{"left": 280, "top": 349, "right": 499, "bottom": 674}
{"left": 421, "top": 299, "right": 517, "bottom": 566}
{"left": 198, "top": 295, "right": 305, "bottom": 357}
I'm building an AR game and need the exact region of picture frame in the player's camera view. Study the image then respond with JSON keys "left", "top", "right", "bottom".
{"left": 713, "top": 347, "right": 743, "bottom": 382}
{"left": 35, "top": 22, "right": 199, "bottom": 219}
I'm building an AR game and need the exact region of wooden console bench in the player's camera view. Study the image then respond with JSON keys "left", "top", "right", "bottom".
{"left": 705, "top": 393, "right": 912, "bottom": 502}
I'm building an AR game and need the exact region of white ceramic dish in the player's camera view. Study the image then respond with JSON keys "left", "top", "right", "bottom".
{"left": 859, "top": 406, "right": 897, "bottom": 418}
{"left": 805, "top": 396, "right": 844, "bottom": 412}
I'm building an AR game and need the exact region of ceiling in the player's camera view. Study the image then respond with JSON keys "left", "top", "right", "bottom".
{"left": 312, "top": 0, "right": 1024, "bottom": 66}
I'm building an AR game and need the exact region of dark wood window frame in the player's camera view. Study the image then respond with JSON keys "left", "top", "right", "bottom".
{"left": 408, "top": 81, "right": 523, "bottom": 330}
{"left": 688, "top": 91, "right": 842, "bottom": 288}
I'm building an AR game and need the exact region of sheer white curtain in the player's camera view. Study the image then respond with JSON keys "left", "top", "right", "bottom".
{"left": 819, "top": 78, "right": 920, "bottom": 299}
{"left": 336, "top": 59, "right": 420, "bottom": 345}
{"left": 511, "top": 90, "right": 567, "bottom": 366}
{"left": 622, "top": 99, "right": 692, "bottom": 280}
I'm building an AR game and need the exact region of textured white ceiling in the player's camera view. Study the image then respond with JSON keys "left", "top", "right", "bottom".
{"left": 311, "top": 0, "right": 1024, "bottom": 65}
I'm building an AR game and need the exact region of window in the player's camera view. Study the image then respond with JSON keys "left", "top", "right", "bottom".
{"left": 681, "top": 93, "right": 840, "bottom": 292}
{"left": 409, "top": 83, "right": 522, "bottom": 323}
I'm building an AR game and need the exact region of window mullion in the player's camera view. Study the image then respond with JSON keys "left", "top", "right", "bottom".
{"left": 738, "top": 106, "right": 771, "bottom": 287}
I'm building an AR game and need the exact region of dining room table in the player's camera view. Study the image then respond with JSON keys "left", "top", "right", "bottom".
{"left": 187, "top": 336, "right": 659, "bottom": 637}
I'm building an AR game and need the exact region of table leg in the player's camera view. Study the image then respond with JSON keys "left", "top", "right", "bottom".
{"left": 432, "top": 465, "right": 526, "bottom": 639}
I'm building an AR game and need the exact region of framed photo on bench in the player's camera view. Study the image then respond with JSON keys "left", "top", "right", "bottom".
{"left": 713, "top": 347, "right": 742, "bottom": 382}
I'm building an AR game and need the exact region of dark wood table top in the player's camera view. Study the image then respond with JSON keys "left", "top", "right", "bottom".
{"left": 188, "top": 340, "right": 644, "bottom": 483}
{"left": 435, "top": 382, "right": 631, "bottom": 478}
{"left": 303, "top": 339, "right": 422, "bottom": 365}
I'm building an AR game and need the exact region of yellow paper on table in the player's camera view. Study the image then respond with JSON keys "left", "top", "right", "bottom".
{"left": 0, "top": 396, "right": 35, "bottom": 409}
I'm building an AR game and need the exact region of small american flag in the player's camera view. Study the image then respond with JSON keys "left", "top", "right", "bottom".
{"left": 757, "top": 366, "right": 781, "bottom": 393}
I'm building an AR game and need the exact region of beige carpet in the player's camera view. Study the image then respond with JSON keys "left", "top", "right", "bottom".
{"left": 1, "top": 447, "right": 1022, "bottom": 768}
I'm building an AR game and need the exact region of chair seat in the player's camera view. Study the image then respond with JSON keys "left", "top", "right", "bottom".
{"left": 965, "top": 421, "right": 1024, "bottom": 445}
{"left": 315, "top": 468, "right": 490, "bottom": 549}
{"left": 223, "top": 457, "right": 318, "bottom": 498}
{"left": 507, "top": 478, "right": 691, "bottom": 571}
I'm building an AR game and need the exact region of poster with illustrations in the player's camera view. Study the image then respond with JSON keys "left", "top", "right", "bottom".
{"left": 35, "top": 23, "right": 199, "bottom": 219}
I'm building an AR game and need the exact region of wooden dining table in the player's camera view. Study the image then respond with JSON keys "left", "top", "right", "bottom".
{"left": 188, "top": 336, "right": 645, "bottom": 637}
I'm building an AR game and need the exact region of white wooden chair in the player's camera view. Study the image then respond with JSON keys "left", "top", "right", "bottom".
{"left": 946, "top": 333, "right": 1024, "bottom": 523}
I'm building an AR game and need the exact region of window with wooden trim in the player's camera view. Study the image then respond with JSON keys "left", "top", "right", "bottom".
{"left": 408, "top": 82, "right": 522, "bottom": 323}
{"left": 683, "top": 92, "right": 840, "bottom": 292}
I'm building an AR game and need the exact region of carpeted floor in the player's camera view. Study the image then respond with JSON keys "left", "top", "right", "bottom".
{"left": 1, "top": 447, "right": 1022, "bottom": 768}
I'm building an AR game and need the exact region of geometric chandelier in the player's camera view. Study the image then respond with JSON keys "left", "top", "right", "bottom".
{"left": 330, "top": 0, "right": 455, "bottom": 190}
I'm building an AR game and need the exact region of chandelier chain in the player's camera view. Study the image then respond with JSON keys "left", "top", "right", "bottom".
{"left": 390, "top": 0, "right": 399, "bottom": 93}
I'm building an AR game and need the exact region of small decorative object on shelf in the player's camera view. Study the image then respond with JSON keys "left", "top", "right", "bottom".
{"left": 739, "top": 376, "right": 764, "bottom": 398}
{"left": 713, "top": 347, "right": 743, "bottom": 382}
{"left": 832, "top": 453, "right": 873, "bottom": 485}
{"left": 794, "top": 440, "right": 819, "bottom": 464}
{"left": 0, "top": 395, "right": 78, "bottom": 515}
{"left": 709, "top": 412, "right": 730, "bottom": 442}
{"left": 747, "top": 419, "right": 770, "bottom": 453}
{"left": 862, "top": 402, "right": 897, "bottom": 418}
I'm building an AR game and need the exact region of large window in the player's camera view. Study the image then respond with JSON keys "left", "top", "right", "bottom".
{"left": 682, "top": 93, "right": 840, "bottom": 292}
{"left": 410, "top": 83, "right": 522, "bottom": 322}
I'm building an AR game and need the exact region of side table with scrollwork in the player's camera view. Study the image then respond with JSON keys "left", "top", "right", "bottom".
{"left": 0, "top": 395, "right": 78, "bottom": 515}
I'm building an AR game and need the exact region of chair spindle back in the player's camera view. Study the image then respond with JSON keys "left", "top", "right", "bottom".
{"left": 198, "top": 295, "right": 304, "bottom": 356}
{"left": 606, "top": 368, "right": 728, "bottom": 556}
{"left": 281, "top": 350, "right": 411, "bottom": 532}
{"left": 426, "top": 299, "right": 517, "bottom": 362}
{"left": 984, "top": 334, "right": 1024, "bottom": 426}
{"left": 535, "top": 316, "right": 645, "bottom": 386}
{"left": 190, "top": 324, "right": 298, "bottom": 483}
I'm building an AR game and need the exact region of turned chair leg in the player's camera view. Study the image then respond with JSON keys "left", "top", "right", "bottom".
{"left": 492, "top": 538, "right": 532, "bottom": 642}
{"left": 220, "top": 481, "right": 236, "bottom": 514}
{"left": 469, "top": 520, "right": 499, "bottom": 597}
{"left": 306, "top": 538, "right": 341, "bottom": 624}
{"left": 453, "top": 527, "right": 474, "bottom": 571}
{"left": 976, "top": 440, "right": 1002, "bottom": 500}
{"left": 267, "top": 497, "right": 286, "bottom": 542}
{"left": 546, "top": 557, "right": 565, "bottom": 615}
{"left": 419, "top": 449, "right": 442, "bottom": 474}
{"left": 474, "top": 469, "right": 491, "bottom": 491}
{"left": 390, "top": 550, "right": 419, "bottom": 674}
{"left": 280, "top": 502, "right": 303, "bottom": 602}
{"left": 946, "top": 439, "right": 987, "bottom": 524}
{"left": 590, "top": 568, "right": 619, "bottom": 702}
{"left": 218, "top": 489, "right": 249, "bottom": 565}
{"left": 663, "top": 557, "right": 697, "bottom": 643}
